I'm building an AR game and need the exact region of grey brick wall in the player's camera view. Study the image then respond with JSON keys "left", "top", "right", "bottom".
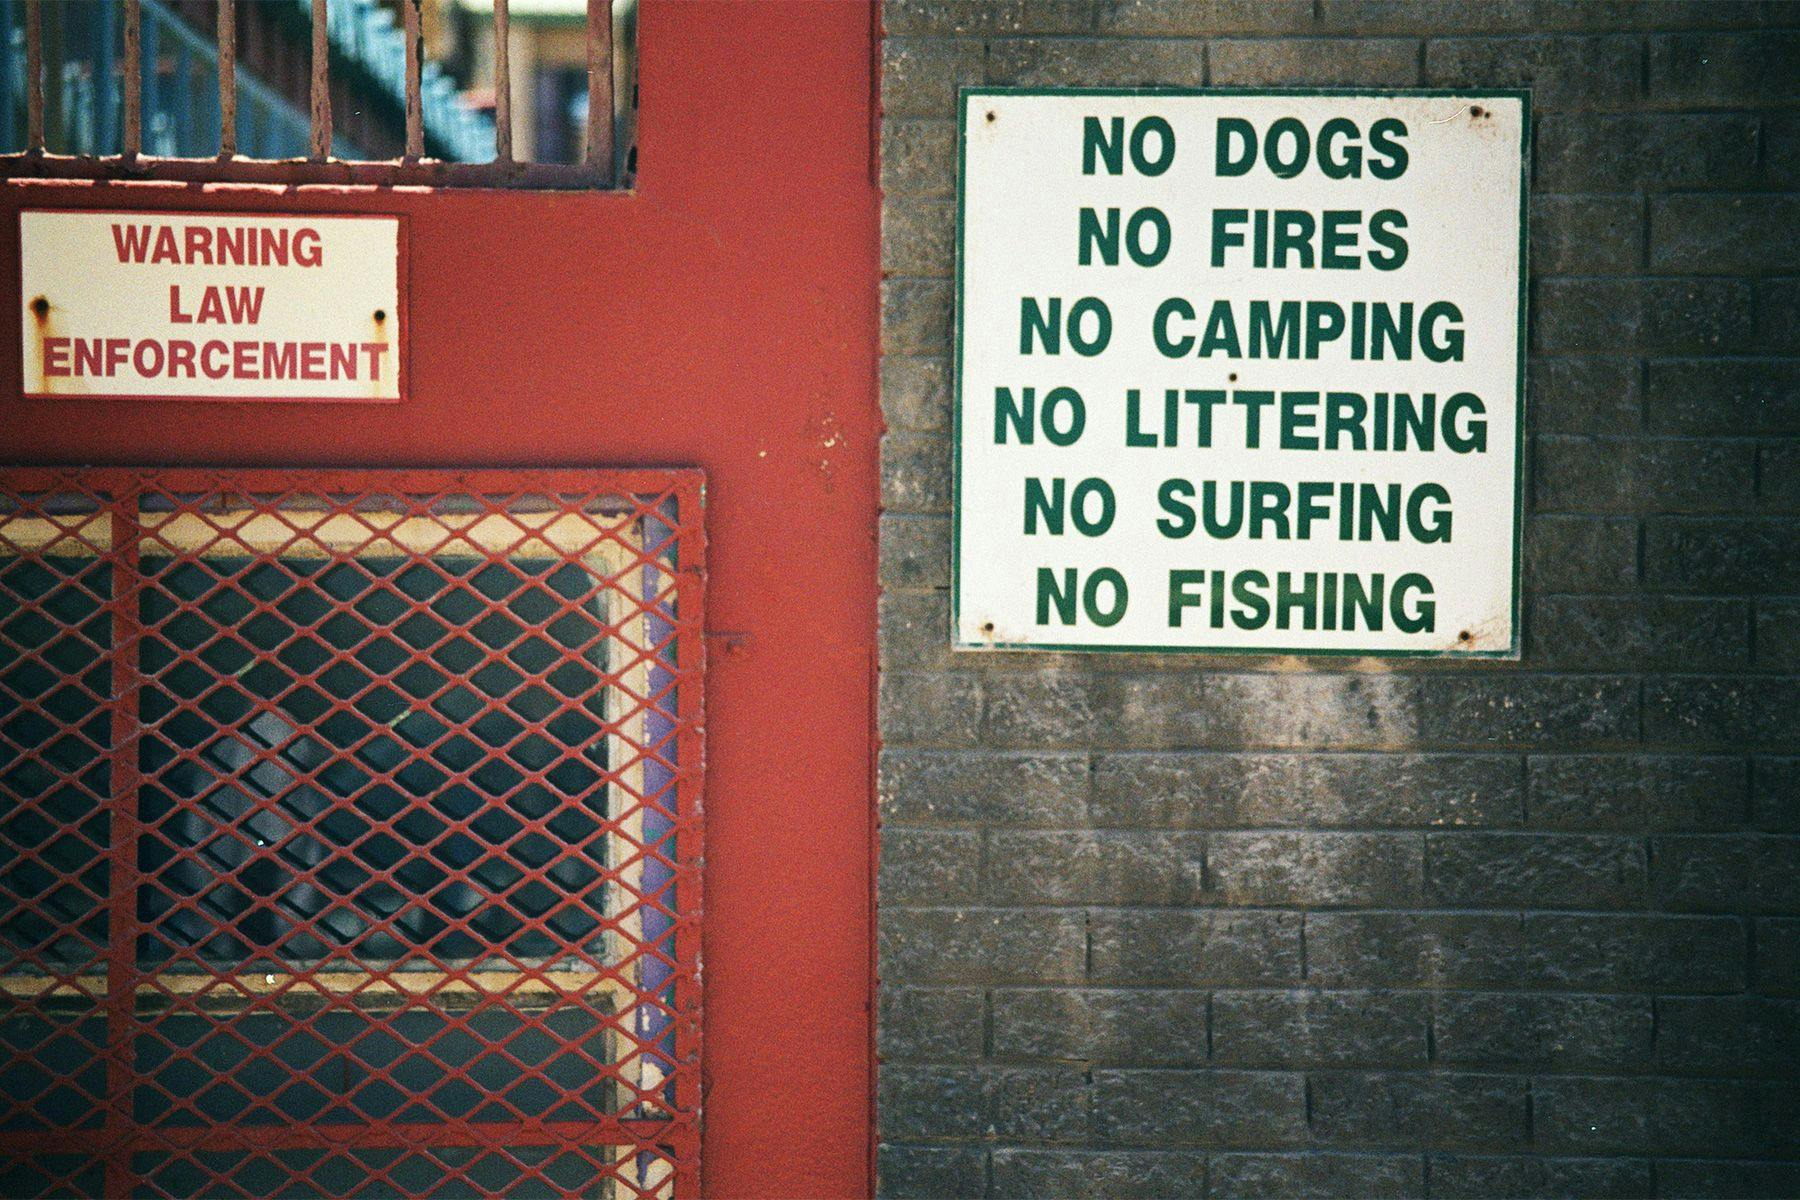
{"left": 875, "top": 2, "right": 1800, "bottom": 1196}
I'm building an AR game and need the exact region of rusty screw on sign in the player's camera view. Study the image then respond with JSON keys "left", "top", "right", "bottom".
{"left": 29, "top": 296, "right": 48, "bottom": 320}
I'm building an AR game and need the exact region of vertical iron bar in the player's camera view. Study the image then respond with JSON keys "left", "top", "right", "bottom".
{"left": 102, "top": 500, "right": 144, "bottom": 1200}
{"left": 586, "top": 0, "right": 612, "bottom": 182}
{"left": 138, "top": 4, "right": 157, "bottom": 155}
{"left": 402, "top": 0, "right": 422, "bottom": 159}
{"left": 96, "top": 0, "right": 117, "bottom": 153}
{"left": 309, "top": 0, "right": 330, "bottom": 160}
{"left": 23, "top": 0, "right": 42, "bottom": 152}
{"left": 121, "top": 0, "right": 139, "bottom": 157}
{"left": 493, "top": 0, "right": 510, "bottom": 164}
{"left": 3, "top": 6, "right": 20, "bottom": 150}
{"left": 216, "top": 0, "right": 236, "bottom": 157}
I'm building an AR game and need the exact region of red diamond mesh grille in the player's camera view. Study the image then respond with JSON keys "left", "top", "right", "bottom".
{"left": 0, "top": 468, "right": 704, "bottom": 1199}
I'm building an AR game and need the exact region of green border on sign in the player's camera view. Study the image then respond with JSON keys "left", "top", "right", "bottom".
{"left": 950, "top": 86, "right": 1532, "bottom": 658}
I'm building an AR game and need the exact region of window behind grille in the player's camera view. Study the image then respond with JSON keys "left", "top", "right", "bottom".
{"left": 0, "top": 468, "right": 703, "bottom": 1199}
{"left": 0, "top": 0, "right": 637, "bottom": 188}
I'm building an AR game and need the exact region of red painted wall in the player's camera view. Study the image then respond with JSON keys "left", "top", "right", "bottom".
{"left": 0, "top": 3, "right": 880, "bottom": 1195}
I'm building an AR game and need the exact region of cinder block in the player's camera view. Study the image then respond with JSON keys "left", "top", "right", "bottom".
{"left": 1522, "top": 516, "right": 1639, "bottom": 593}
{"left": 981, "top": 672, "right": 1101, "bottom": 748}
{"left": 879, "top": 986, "right": 986, "bottom": 1061}
{"left": 880, "top": 907, "right": 1087, "bottom": 985}
{"left": 1208, "top": 37, "right": 1420, "bottom": 86}
{"left": 1534, "top": 1077, "right": 1762, "bottom": 1156}
{"left": 1090, "top": 752, "right": 1525, "bottom": 829}
{"left": 1208, "top": 1151, "right": 1422, "bottom": 1198}
{"left": 881, "top": 827, "right": 981, "bottom": 904}
{"left": 1307, "top": 1071, "right": 1530, "bottom": 1150}
{"left": 1090, "top": 1068, "right": 1307, "bottom": 1146}
{"left": 1424, "top": 1154, "right": 1651, "bottom": 1200}
{"left": 1530, "top": 195, "right": 1643, "bottom": 277}
{"left": 883, "top": 0, "right": 1100, "bottom": 37}
{"left": 985, "top": 37, "right": 1207, "bottom": 87}
{"left": 1752, "top": 758, "right": 1800, "bottom": 832}
{"left": 881, "top": 120, "right": 957, "bottom": 197}
{"left": 1654, "top": 995, "right": 1800, "bottom": 1076}
{"left": 1534, "top": 114, "right": 1759, "bottom": 191}
{"left": 1651, "top": 834, "right": 1752, "bottom": 913}
{"left": 1316, "top": 0, "right": 1539, "bottom": 34}
{"left": 1647, "top": 31, "right": 1800, "bottom": 106}
{"left": 879, "top": 671, "right": 984, "bottom": 748}
{"left": 1406, "top": 676, "right": 1639, "bottom": 751}
{"left": 1207, "top": 831, "right": 1424, "bottom": 906}
{"left": 1424, "top": 35, "right": 1639, "bottom": 108}
{"left": 1643, "top": 677, "right": 1800, "bottom": 750}
{"left": 876, "top": 1143, "right": 986, "bottom": 1200}
{"left": 1533, "top": 437, "right": 1755, "bottom": 515}
{"left": 1432, "top": 992, "right": 1652, "bottom": 1067}
{"left": 1651, "top": 196, "right": 1800, "bottom": 276}
{"left": 1096, "top": 0, "right": 1316, "bottom": 37}
{"left": 1308, "top": 912, "right": 1744, "bottom": 991}
{"left": 1526, "top": 755, "right": 1748, "bottom": 832}
{"left": 880, "top": 277, "right": 954, "bottom": 356}
{"left": 880, "top": 1063, "right": 1090, "bottom": 1140}
{"left": 1210, "top": 989, "right": 1428, "bottom": 1067}
{"left": 1645, "top": 517, "right": 1800, "bottom": 593}
{"left": 1519, "top": 913, "right": 1746, "bottom": 992}
{"left": 1527, "top": 597, "right": 1751, "bottom": 671}
{"left": 1427, "top": 831, "right": 1649, "bottom": 908}
{"left": 882, "top": 197, "right": 956, "bottom": 279}
{"left": 991, "top": 1147, "right": 1208, "bottom": 1197}
{"left": 1528, "top": 357, "right": 1642, "bottom": 435}
{"left": 879, "top": 749, "right": 1090, "bottom": 826}
{"left": 1753, "top": 837, "right": 1800, "bottom": 913}
{"left": 1758, "top": 444, "right": 1800, "bottom": 514}
{"left": 1757, "top": 917, "right": 1800, "bottom": 994}
{"left": 983, "top": 830, "right": 1207, "bottom": 905}
{"left": 882, "top": 38, "right": 983, "bottom": 118}
{"left": 880, "top": 355, "right": 952, "bottom": 433}
{"left": 1758, "top": 279, "right": 1800, "bottom": 353}
{"left": 990, "top": 988, "right": 1208, "bottom": 1063}
{"left": 1305, "top": 912, "right": 1527, "bottom": 988}
{"left": 1653, "top": 1159, "right": 1800, "bottom": 1200}
{"left": 1089, "top": 909, "right": 1304, "bottom": 985}
{"left": 879, "top": 512, "right": 951, "bottom": 589}
{"left": 1769, "top": 112, "right": 1800, "bottom": 189}
{"left": 1646, "top": 360, "right": 1800, "bottom": 436}
{"left": 879, "top": 590, "right": 953, "bottom": 672}
{"left": 1532, "top": 279, "right": 1753, "bottom": 356}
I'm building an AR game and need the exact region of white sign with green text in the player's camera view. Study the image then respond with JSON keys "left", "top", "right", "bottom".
{"left": 954, "top": 89, "right": 1529, "bottom": 656}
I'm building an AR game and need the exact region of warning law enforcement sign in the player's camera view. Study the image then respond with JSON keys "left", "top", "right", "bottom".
{"left": 21, "top": 210, "right": 404, "bottom": 403}
{"left": 953, "top": 89, "right": 1529, "bottom": 656}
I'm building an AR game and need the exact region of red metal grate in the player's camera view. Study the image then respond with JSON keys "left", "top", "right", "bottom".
{"left": 0, "top": 467, "right": 703, "bottom": 1198}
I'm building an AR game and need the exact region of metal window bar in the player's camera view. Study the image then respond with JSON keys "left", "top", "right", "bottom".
{"left": 0, "top": 0, "right": 630, "bottom": 187}
{"left": 0, "top": 467, "right": 702, "bottom": 1199}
